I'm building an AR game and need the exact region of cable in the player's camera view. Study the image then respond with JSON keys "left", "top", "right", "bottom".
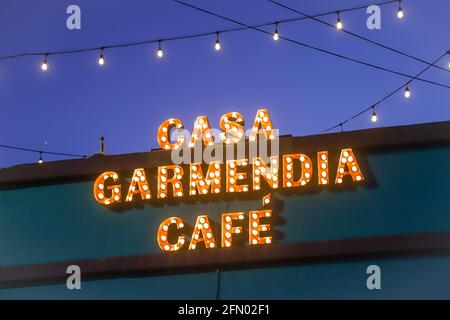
{"left": 268, "top": 0, "right": 449, "bottom": 73}
{"left": 0, "top": 0, "right": 415, "bottom": 62}
{"left": 0, "top": 144, "right": 87, "bottom": 159}
{"left": 173, "top": 0, "right": 449, "bottom": 89}
{"left": 216, "top": 269, "right": 222, "bottom": 300}
{"left": 321, "top": 51, "right": 448, "bottom": 133}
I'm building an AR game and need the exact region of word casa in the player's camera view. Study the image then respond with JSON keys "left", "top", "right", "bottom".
{"left": 157, "top": 109, "right": 275, "bottom": 150}
{"left": 157, "top": 211, "right": 273, "bottom": 252}
{"left": 93, "top": 148, "right": 364, "bottom": 205}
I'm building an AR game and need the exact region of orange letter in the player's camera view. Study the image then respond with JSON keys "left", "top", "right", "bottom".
{"left": 335, "top": 148, "right": 364, "bottom": 184}
{"left": 226, "top": 159, "right": 249, "bottom": 193}
{"left": 157, "top": 118, "right": 185, "bottom": 150}
{"left": 221, "top": 212, "right": 245, "bottom": 247}
{"left": 158, "top": 165, "right": 184, "bottom": 199}
{"left": 189, "top": 215, "right": 217, "bottom": 250}
{"left": 157, "top": 217, "right": 186, "bottom": 252}
{"left": 249, "top": 210, "right": 272, "bottom": 245}
{"left": 317, "top": 151, "right": 329, "bottom": 185}
{"left": 219, "top": 112, "right": 245, "bottom": 144}
{"left": 189, "top": 116, "right": 215, "bottom": 147}
{"left": 253, "top": 156, "right": 279, "bottom": 190}
{"left": 190, "top": 161, "right": 221, "bottom": 196}
{"left": 283, "top": 154, "right": 312, "bottom": 188}
{"left": 93, "top": 171, "right": 121, "bottom": 205}
{"left": 126, "top": 168, "right": 151, "bottom": 202}
{"left": 249, "top": 108, "right": 275, "bottom": 142}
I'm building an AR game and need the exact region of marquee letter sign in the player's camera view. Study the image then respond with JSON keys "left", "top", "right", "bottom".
{"left": 93, "top": 109, "right": 365, "bottom": 253}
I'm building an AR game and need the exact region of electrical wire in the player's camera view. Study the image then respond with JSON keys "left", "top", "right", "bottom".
{"left": 268, "top": 0, "right": 449, "bottom": 73}
{"left": 321, "top": 51, "right": 448, "bottom": 133}
{"left": 0, "top": 144, "right": 87, "bottom": 159}
{"left": 0, "top": 0, "right": 420, "bottom": 62}
{"left": 173, "top": 0, "right": 449, "bottom": 89}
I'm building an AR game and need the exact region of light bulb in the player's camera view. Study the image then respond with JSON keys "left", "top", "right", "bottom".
{"left": 371, "top": 110, "right": 378, "bottom": 122}
{"left": 98, "top": 53, "right": 104, "bottom": 65}
{"left": 98, "top": 49, "right": 105, "bottom": 65}
{"left": 157, "top": 41, "right": 164, "bottom": 58}
{"left": 336, "top": 14, "right": 343, "bottom": 30}
{"left": 41, "top": 57, "right": 48, "bottom": 71}
{"left": 38, "top": 152, "right": 43, "bottom": 164}
{"left": 448, "top": 61, "right": 450, "bottom": 69}
{"left": 404, "top": 86, "right": 411, "bottom": 98}
{"left": 397, "top": 1, "right": 404, "bottom": 19}
{"left": 273, "top": 23, "right": 279, "bottom": 41}
{"left": 214, "top": 32, "right": 221, "bottom": 51}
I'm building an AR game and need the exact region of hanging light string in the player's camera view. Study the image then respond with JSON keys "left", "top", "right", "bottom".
{"left": 1, "top": 0, "right": 445, "bottom": 77}
{"left": 0, "top": 144, "right": 87, "bottom": 163}
{"left": 268, "top": 0, "right": 449, "bottom": 73}
{"left": 172, "top": 0, "right": 449, "bottom": 89}
{"left": 321, "top": 51, "right": 449, "bottom": 133}
{"left": 0, "top": 1, "right": 447, "bottom": 87}
{"left": 171, "top": 1, "right": 449, "bottom": 131}
{"left": 0, "top": 0, "right": 401, "bottom": 62}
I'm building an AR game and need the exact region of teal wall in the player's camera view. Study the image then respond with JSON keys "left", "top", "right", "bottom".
{"left": 0, "top": 146, "right": 449, "bottom": 299}
{"left": 2, "top": 255, "right": 450, "bottom": 299}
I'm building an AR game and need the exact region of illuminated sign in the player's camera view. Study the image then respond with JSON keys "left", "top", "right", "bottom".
{"left": 93, "top": 109, "right": 365, "bottom": 253}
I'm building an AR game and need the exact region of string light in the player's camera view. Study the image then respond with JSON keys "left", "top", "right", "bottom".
{"left": 214, "top": 32, "right": 221, "bottom": 51}
{"left": 0, "top": 0, "right": 447, "bottom": 79}
{"left": 41, "top": 54, "right": 48, "bottom": 71}
{"left": 157, "top": 41, "right": 164, "bottom": 58}
{"left": 397, "top": 0, "right": 404, "bottom": 19}
{"left": 336, "top": 12, "right": 343, "bottom": 30}
{"left": 273, "top": 23, "right": 279, "bottom": 40}
{"left": 371, "top": 107, "right": 378, "bottom": 122}
{"left": 174, "top": 0, "right": 449, "bottom": 79}
{"left": 38, "top": 152, "right": 43, "bottom": 164}
{"left": 321, "top": 51, "right": 448, "bottom": 134}
{"left": 0, "top": 0, "right": 445, "bottom": 89}
{"left": 0, "top": 144, "right": 87, "bottom": 163}
{"left": 98, "top": 48, "right": 105, "bottom": 65}
{"left": 404, "top": 85, "right": 411, "bottom": 98}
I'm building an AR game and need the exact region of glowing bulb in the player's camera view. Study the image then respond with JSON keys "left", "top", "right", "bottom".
{"left": 98, "top": 50, "right": 105, "bottom": 65}
{"left": 38, "top": 152, "right": 43, "bottom": 164}
{"left": 371, "top": 110, "right": 377, "bottom": 122}
{"left": 448, "top": 61, "right": 450, "bottom": 69}
{"left": 215, "top": 40, "right": 221, "bottom": 51}
{"left": 157, "top": 41, "right": 164, "bottom": 58}
{"left": 273, "top": 23, "right": 279, "bottom": 41}
{"left": 214, "top": 32, "right": 221, "bottom": 51}
{"left": 397, "top": 4, "right": 404, "bottom": 19}
{"left": 404, "top": 86, "right": 411, "bottom": 98}
{"left": 41, "top": 56, "right": 48, "bottom": 71}
{"left": 336, "top": 14, "right": 343, "bottom": 30}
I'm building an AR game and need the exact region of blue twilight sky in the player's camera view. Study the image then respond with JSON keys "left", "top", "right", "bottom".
{"left": 0, "top": 0, "right": 449, "bottom": 167}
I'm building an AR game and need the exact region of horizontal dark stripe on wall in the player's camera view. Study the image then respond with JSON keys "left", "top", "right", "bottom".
{"left": 2, "top": 231, "right": 450, "bottom": 288}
